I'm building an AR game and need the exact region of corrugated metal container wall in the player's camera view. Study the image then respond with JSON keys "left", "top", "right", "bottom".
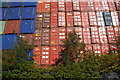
{"left": 98, "top": 27, "right": 108, "bottom": 44}
{"left": 109, "top": 44, "right": 118, "bottom": 53}
{"left": 23, "top": 2, "right": 37, "bottom": 6}
{"left": 111, "top": 12, "right": 119, "bottom": 26}
{"left": 0, "top": 8, "right": 8, "bottom": 20}
{"left": 92, "top": 44, "right": 101, "bottom": 55}
{"left": 33, "top": 46, "right": 41, "bottom": 65}
{"left": 37, "top": 1, "right": 43, "bottom": 13}
{"left": 83, "top": 28, "right": 91, "bottom": 44}
{"left": 41, "top": 46, "right": 50, "bottom": 65}
{"left": 90, "top": 27, "right": 100, "bottom": 43}
{"left": 108, "top": 0, "right": 116, "bottom": 11}
{"left": 103, "top": 12, "right": 113, "bottom": 26}
{"left": 50, "top": 28, "right": 59, "bottom": 45}
{"left": 74, "top": 27, "right": 83, "bottom": 43}
{"left": 10, "top": 1, "right": 23, "bottom": 7}
{"left": 42, "top": 28, "right": 50, "bottom": 45}
{"left": 87, "top": 0, "right": 95, "bottom": 11}
{"left": 81, "top": 12, "right": 89, "bottom": 27}
{"left": 21, "top": 7, "right": 36, "bottom": 19}
{"left": 66, "top": 12, "right": 73, "bottom": 27}
{"left": 0, "top": 21, "right": 5, "bottom": 34}
{"left": 59, "top": 27, "right": 66, "bottom": 45}
{"left": 66, "top": 0, "right": 72, "bottom": 12}
{"left": 0, "top": 35, "right": 2, "bottom": 50}
{"left": 50, "top": 46, "right": 59, "bottom": 65}
{"left": 51, "top": 2, "right": 58, "bottom": 12}
{"left": 43, "top": 13, "right": 50, "bottom": 28}
{"left": 19, "top": 34, "right": 34, "bottom": 45}
{"left": 73, "top": 12, "right": 81, "bottom": 26}
{"left": 36, "top": 13, "right": 43, "bottom": 28}
{"left": 2, "top": 34, "right": 18, "bottom": 49}
{"left": 34, "top": 29, "right": 42, "bottom": 46}
{"left": 2, "top": 2, "right": 10, "bottom": 7}
{"left": 8, "top": 7, "right": 22, "bottom": 20}
{"left": 73, "top": 0, "right": 80, "bottom": 11}
{"left": 19, "top": 20, "right": 35, "bottom": 33}
{"left": 88, "top": 12, "right": 97, "bottom": 26}
{"left": 4, "top": 20, "right": 20, "bottom": 34}
{"left": 58, "top": 0, "right": 65, "bottom": 11}
{"left": 106, "top": 27, "right": 116, "bottom": 43}
{"left": 58, "top": 12, "right": 65, "bottom": 27}
{"left": 101, "top": 44, "right": 109, "bottom": 53}
{"left": 115, "top": 2, "right": 120, "bottom": 11}
{"left": 114, "top": 27, "right": 120, "bottom": 37}
{"left": 96, "top": 12, "right": 105, "bottom": 27}
{"left": 51, "top": 12, "right": 58, "bottom": 28}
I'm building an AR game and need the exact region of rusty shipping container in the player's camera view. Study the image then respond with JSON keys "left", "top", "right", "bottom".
{"left": 4, "top": 20, "right": 20, "bottom": 34}
{"left": 19, "top": 34, "right": 34, "bottom": 45}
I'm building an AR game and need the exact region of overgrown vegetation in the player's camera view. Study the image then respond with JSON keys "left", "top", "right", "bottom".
{"left": 2, "top": 33, "right": 120, "bottom": 79}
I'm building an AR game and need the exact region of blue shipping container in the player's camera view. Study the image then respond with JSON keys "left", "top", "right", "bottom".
{"left": 19, "top": 20, "right": 35, "bottom": 33}
{"left": 23, "top": 0, "right": 37, "bottom": 6}
{"left": 8, "top": 7, "right": 22, "bottom": 19}
{"left": 26, "top": 50, "right": 33, "bottom": 61}
{"left": 0, "top": 8, "right": 8, "bottom": 20}
{"left": 21, "top": 7, "right": 36, "bottom": 19}
{"left": 10, "top": 2, "right": 23, "bottom": 7}
{"left": 2, "top": 34, "right": 18, "bottom": 49}
{"left": 2, "top": 2, "right": 10, "bottom": 7}
{"left": 0, "top": 35, "right": 2, "bottom": 50}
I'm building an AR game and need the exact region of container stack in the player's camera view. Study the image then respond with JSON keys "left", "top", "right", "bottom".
{"left": 1, "top": 0, "right": 120, "bottom": 65}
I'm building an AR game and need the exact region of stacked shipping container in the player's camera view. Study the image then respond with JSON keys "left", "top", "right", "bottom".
{"left": 1, "top": 1, "right": 120, "bottom": 65}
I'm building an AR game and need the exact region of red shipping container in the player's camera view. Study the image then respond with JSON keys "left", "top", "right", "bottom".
{"left": 44, "top": 2, "right": 50, "bottom": 12}
{"left": 88, "top": 12, "right": 98, "bottom": 26}
{"left": 51, "top": 12, "right": 58, "bottom": 28}
{"left": 66, "top": 0, "right": 73, "bottom": 11}
{"left": 36, "top": 13, "right": 43, "bottom": 28}
{"left": 50, "top": 46, "right": 59, "bottom": 65}
{"left": 51, "top": 2, "right": 58, "bottom": 12}
{"left": 110, "top": 44, "right": 118, "bottom": 53}
{"left": 98, "top": 27, "right": 108, "bottom": 44}
{"left": 58, "top": 0, "right": 65, "bottom": 11}
{"left": 74, "top": 27, "right": 83, "bottom": 43}
{"left": 33, "top": 46, "right": 41, "bottom": 65}
{"left": 106, "top": 27, "right": 116, "bottom": 43}
{"left": 43, "top": 13, "right": 50, "bottom": 28}
{"left": 41, "top": 46, "right": 50, "bottom": 65}
{"left": 111, "top": 12, "right": 119, "bottom": 26}
{"left": 59, "top": 27, "right": 66, "bottom": 45}
{"left": 90, "top": 27, "right": 100, "bottom": 43}
{"left": 34, "top": 29, "right": 42, "bottom": 46}
{"left": 94, "top": 0, "right": 109, "bottom": 11}
{"left": 81, "top": 12, "right": 89, "bottom": 27}
{"left": 83, "top": 27, "right": 91, "bottom": 44}
{"left": 58, "top": 12, "right": 65, "bottom": 27}
{"left": 108, "top": 0, "right": 116, "bottom": 11}
{"left": 66, "top": 12, "right": 73, "bottom": 27}
{"left": 4, "top": 20, "right": 20, "bottom": 34}
{"left": 42, "top": 28, "right": 50, "bottom": 45}
{"left": 67, "top": 27, "right": 73, "bottom": 35}
{"left": 114, "top": 27, "right": 120, "bottom": 37}
{"left": 85, "top": 44, "right": 92, "bottom": 52}
{"left": 80, "top": 0, "right": 95, "bottom": 11}
{"left": 92, "top": 44, "right": 101, "bottom": 55}
{"left": 101, "top": 44, "right": 109, "bottom": 53}
{"left": 19, "top": 34, "right": 34, "bottom": 45}
{"left": 50, "top": 28, "right": 59, "bottom": 45}
{"left": 73, "top": 0, "right": 80, "bottom": 11}
{"left": 37, "top": 1, "right": 44, "bottom": 13}
{"left": 73, "top": 12, "right": 81, "bottom": 27}
{"left": 115, "top": 1, "right": 120, "bottom": 11}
